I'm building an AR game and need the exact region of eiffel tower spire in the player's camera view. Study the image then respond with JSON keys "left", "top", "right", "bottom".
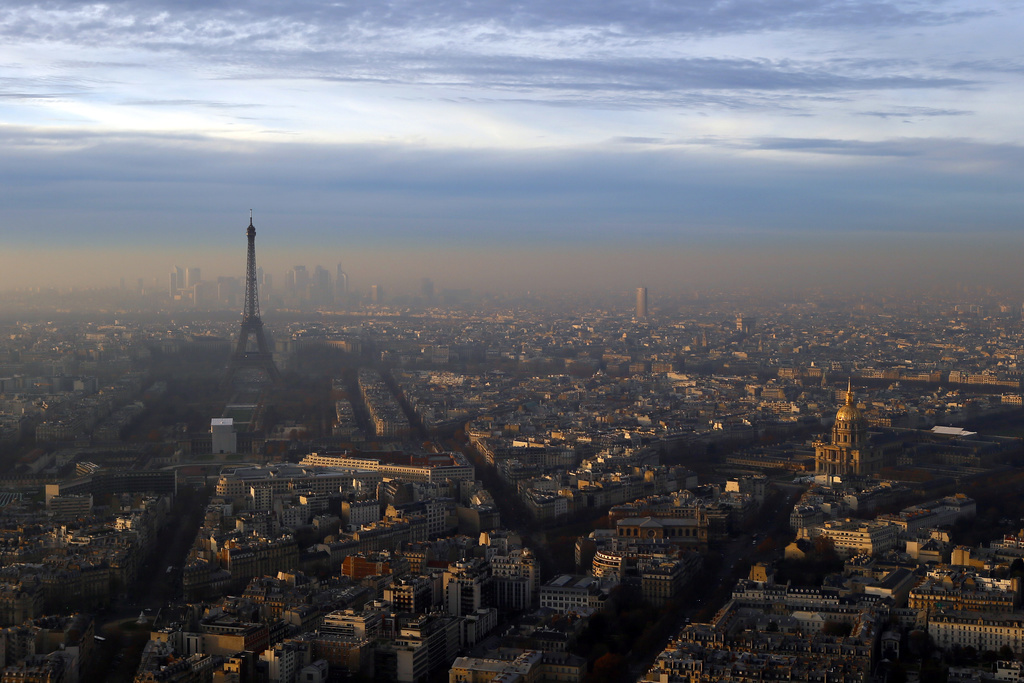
{"left": 227, "top": 211, "right": 280, "bottom": 383}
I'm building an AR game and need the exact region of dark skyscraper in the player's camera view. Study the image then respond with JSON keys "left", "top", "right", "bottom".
{"left": 288, "top": 265, "right": 309, "bottom": 301}
{"left": 636, "top": 286, "right": 648, "bottom": 320}
{"left": 312, "top": 265, "right": 332, "bottom": 305}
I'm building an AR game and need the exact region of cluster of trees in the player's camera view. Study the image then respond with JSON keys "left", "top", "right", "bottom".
{"left": 575, "top": 585, "right": 668, "bottom": 683}
{"left": 773, "top": 535, "right": 843, "bottom": 586}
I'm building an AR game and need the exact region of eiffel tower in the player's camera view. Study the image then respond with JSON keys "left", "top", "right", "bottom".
{"left": 227, "top": 211, "right": 280, "bottom": 383}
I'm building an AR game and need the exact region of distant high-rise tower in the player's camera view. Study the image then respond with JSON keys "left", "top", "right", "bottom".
{"left": 169, "top": 265, "right": 185, "bottom": 297}
{"left": 289, "top": 265, "right": 309, "bottom": 300}
{"left": 336, "top": 264, "right": 348, "bottom": 297}
{"left": 312, "top": 265, "right": 332, "bottom": 305}
{"left": 635, "top": 287, "right": 648, "bottom": 320}
{"left": 227, "top": 212, "right": 280, "bottom": 383}
{"left": 185, "top": 267, "right": 201, "bottom": 290}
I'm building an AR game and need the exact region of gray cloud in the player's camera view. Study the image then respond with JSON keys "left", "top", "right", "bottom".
{"left": 1, "top": 127, "right": 1022, "bottom": 252}
{"left": 949, "top": 59, "right": 1024, "bottom": 74}
{"left": 0, "top": 74, "right": 96, "bottom": 98}
{"left": 427, "top": 55, "right": 973, "bottom": 93}
{"left": 739, "top": 137, "right": 1024, "bottom": 167}
{"left": 611, "top": 136, "right": 668, "bottom": 145}
{"left": 0, "top": 93, "right": 64, "bottom": 99}
{"left": 0, "top": 0, "right": 984, "bottom": 43}
{"left": 118, "top": 99, "right": 260, "bottom": 109}
{"left": 751, "top": 137, "right": 924, "bottom": 156}
{"left": 210, "top": 54, "right": 973, "bottom": 116}
{"left": 859, "top": 107, "right": 973, "bottom": 118}
{"left": 0, "top": 0, "right": 992, "bottom": 120}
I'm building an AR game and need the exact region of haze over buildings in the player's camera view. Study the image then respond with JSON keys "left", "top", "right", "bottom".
{"left": 4, "top": 5, "right": 1024, "bottom": 679}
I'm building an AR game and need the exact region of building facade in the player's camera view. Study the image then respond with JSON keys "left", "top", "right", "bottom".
{"left": 814, "top": 384, "right": 882, "bottom": 477}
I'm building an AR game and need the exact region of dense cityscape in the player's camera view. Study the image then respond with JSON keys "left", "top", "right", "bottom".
{"left": 3, "top": 237, "right": 1024, "bottom": 683}
{"left": 4, "top": 0, "right": 1023, "bottom": 680}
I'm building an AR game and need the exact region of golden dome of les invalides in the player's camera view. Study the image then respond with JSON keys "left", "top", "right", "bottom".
{"left": 834, "top": 383, "right": 866, "bottom": 425}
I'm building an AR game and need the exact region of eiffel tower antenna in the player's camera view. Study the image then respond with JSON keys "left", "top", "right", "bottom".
{"left": 227, "top": 211, "right": 280, "bottom": 383}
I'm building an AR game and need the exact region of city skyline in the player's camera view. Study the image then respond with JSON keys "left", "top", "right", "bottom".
{"left": 7, "top": 237, "right": 1024, "bottom": 298}
{"left": 1, "top": 0, "right": 1024, "bottom": 292}
{"left": 5, "top": 2, "right": 1024, "bottom": 674}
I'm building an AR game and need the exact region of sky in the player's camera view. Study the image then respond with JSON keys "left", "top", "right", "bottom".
{"left": 2, "top": 0, "right": 1024, "bottom": 293}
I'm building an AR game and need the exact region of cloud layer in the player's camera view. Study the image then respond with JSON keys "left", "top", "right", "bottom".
{"left": 0, "top": 0, "right": 1022, "bottom": 289}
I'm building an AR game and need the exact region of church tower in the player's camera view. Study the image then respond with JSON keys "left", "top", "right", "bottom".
{"left": 832, "top": 380, "right": 868, "bottom": 449}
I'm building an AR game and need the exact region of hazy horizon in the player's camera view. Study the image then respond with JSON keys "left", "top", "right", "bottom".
{"left": 5, "top": 237, "right": 1024, "bottom": 300}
